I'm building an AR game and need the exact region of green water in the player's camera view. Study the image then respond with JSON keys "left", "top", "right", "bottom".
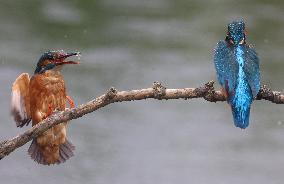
{"left": 1, "top": 0, "right": 284, "bottom": 183}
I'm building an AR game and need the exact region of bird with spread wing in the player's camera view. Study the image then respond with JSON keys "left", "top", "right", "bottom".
{"left": 11, "top": 50, "right": 80, "bottom": 165}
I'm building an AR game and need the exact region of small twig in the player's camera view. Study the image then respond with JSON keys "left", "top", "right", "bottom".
{"left": 0, "top": 82, "right": 283, "bottom": 160}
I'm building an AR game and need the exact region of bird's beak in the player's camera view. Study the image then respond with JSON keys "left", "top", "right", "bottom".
{"left": 55, "top": 52, "right": 81, "bottom": 65}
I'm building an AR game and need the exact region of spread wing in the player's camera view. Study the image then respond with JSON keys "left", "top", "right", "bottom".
{"left": 214, "top": 40, "right": 238, "bottom": 95}
{"left": 244, "top": 45, "right": 260, "bottom": 97}
{"left": 11, "top": 73, "right": 31, "bottom": 127}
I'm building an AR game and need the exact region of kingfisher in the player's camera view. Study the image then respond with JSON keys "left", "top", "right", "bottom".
{"left": 11, "top": 50, "right": 80, "bottom": 165}
{"left": 214, "top": 20, "right": 260, "bottom": 129}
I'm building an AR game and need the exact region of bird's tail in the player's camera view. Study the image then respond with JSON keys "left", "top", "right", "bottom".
{"left": 28, "top": 139, "right": 75, "bottom": 165}
{"left": 230, "top": 102, "right": 251, "bottom": 129}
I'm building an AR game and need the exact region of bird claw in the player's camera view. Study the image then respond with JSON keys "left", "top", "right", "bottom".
{"left": 66, "top": 95, "right": 75, "bottom": 108}
{"left": 221, "top": 88, "right": 228, "bottom": 99}
{"left": 43, "top": 104, "right": 53, "bottom": 119}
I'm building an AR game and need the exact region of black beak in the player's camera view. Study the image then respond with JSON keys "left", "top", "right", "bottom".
{"left": 56, "top": 52, "right": 81, "bottom": 65}
{"left": 59, "top": 52, "right": 81, "bottom": 59}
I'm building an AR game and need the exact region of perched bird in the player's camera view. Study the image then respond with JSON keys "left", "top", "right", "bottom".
{"left": 11, "top": 50, "right": 80, "bottom": 165}
{"left": 214, "top": 20, "right": 260, "bottom": 129}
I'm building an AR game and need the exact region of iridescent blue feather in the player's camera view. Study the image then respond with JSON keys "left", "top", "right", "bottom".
{"left": 214, "top": 34, "right": 260, "bottom": 129}
{"left": 229, "top": 46, "right": 253, "bottom": 128}
{"left": 243, "top": 45, "right": 260, "bottom": 97}
{"left": 214, "top": 40, "right": 238, "bottom": 95}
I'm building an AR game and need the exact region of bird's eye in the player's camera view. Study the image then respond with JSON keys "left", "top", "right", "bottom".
{"left": 239, "top": 38, "right": 245, "bottom": 45}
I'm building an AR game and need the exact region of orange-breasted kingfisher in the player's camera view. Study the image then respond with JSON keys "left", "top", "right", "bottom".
{"left": 214, "top": 20, "right": 260, "bottom": 129}
{"left": 11, "top": 50, "right": 80, "bottom": 165}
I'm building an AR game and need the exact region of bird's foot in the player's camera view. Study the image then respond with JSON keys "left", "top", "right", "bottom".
{"left": 220, "top": 87, "right": 228, "bottom": 99}
{"left": 66, "top": 95, "right": 75, "bottom": 108}
{"left": 43, "top": 104, "right": 53, "bottom": 119}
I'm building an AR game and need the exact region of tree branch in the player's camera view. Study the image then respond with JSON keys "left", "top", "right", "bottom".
{"left": 0, "top": 81, "right": 283, "bottom": 160}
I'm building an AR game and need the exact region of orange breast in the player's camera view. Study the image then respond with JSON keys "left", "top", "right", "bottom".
{"left": 29, "top": 71, "right": 67, "bottom": 164}
{"left": 29, "top": 71, "right": 66, "bottom": 124}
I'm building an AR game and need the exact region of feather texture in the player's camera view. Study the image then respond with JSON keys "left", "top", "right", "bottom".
{"left": 214, "top": 41, "right": 260, "bottom": 129}
{"left": 28, "top": 138, "right": 75, "bottom": 165}
{"left": 229, "top": 46, "right": 253, "bottom": 128}
{"left": 11, "top": 71, "right": 75, "bottom": 164}
{"left": 11, "top": 73, "right": 31, "bottom": 127}
{"left": 243, "top": 45, "right": 260, "bottom": 97}
{"left": 214, "top": 41, "right": 238, "bottom": 95}
{"left": 28, "top": 70, "right": 74, "bottom": 164}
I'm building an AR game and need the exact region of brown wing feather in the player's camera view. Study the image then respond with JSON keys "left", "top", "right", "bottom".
{"left": 11, "top": 73, "right": 31, "bottom": 127}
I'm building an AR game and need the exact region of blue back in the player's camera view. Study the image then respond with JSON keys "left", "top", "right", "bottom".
{"left": 214, "top": 41, "right": 260, "bottom": 98}
{"left": 214, "top": 40, "right": 260, "bottom": 128}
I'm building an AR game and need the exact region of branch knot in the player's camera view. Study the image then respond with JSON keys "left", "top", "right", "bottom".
{"left": 203, "top": 81, "right": 216, "bottom": 102}
{"left": 105, "top": 87, "right": 118, "bottom": 100}
{"left": 256, "top": 85, "right": 284, "bottom": 103}
{"left": 152, "top": 81, "right": 166, "bottom": 100}
{"left": 258, "top": 85, "right": 272, "bottom": 98}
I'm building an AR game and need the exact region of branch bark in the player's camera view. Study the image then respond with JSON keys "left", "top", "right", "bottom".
{"left": 0, "top": 81, "right": 283, "bottom": 160}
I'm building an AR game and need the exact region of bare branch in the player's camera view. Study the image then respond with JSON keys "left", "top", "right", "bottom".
{"left": 0, "top": 81, "right": 283, "bottom": 160}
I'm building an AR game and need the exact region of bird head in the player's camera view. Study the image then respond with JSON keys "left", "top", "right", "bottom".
{"left": 34, "top": 50, "right": 80, "bottom": 74}
{"left": 225, "top": 20, "right": 246, "bottom": 46}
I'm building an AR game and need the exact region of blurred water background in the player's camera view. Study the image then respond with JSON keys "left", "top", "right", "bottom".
{"left": 0, "top": 0, "right": 284, "bottom": 184}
